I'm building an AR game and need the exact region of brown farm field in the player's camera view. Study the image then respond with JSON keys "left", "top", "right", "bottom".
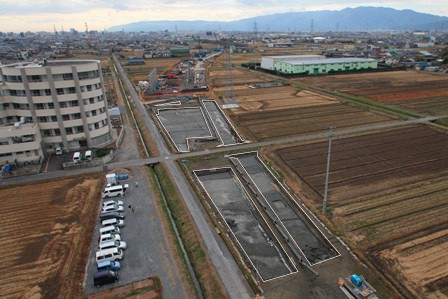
{"left": 225, "top": 85, "right": 396, "bottom": 141}
{"left": 209, "top": 68, "right": 270, "bottom": 89}
{"left": 0, "top": 175, "right": 103, "bottom": 299}
{"left": 293, "top": 70, "right": 448, "bottom": 115}
{"left": 268, "top": 125, "right": 448, "bottom": 298}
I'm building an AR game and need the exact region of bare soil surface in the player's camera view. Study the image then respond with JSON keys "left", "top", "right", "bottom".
{"left": 229, "top": 102, "right": 394, "bottom": 142}
{"left": 267, "top": 125, "right": 448, "bottom": 298}
{"left": 0, "top": 174, "right": 103, "bottom": 299}
{"left": 88, "top": 276, "right": 162, "bottom": 299}
{"left": 293, "top": 70, "right": 448, "bottom": 115}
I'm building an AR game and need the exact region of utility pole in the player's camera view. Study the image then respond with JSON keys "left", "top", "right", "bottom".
{"left": 323, "top": 126, "right": 335, "bottom": 215}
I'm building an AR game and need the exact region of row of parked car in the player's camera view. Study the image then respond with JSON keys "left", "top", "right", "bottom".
{"left": 93, "top": 190, "right": 128, "bottom": 287}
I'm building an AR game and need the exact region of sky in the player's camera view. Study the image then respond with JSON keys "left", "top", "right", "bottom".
{"left": 1, "top": 0, "right": 448, "bottom": 32}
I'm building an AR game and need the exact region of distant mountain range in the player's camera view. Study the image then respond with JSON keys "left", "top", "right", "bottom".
{"left": 108, "top": 7, "right": 448, "bottom": 32}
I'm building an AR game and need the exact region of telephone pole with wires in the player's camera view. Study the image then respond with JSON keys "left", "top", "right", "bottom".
{"left": 323, "top": 126, "right": 335, "bottom": 215}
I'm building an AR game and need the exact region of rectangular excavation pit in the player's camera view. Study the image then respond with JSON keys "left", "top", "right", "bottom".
{"left": 201, "top": 100, "right": 244, "bottom": 146}
{"left": 195, "top": 168, "right": 296, "bottom": 281}
{"left": 156, "top": 107, "right": 214, "bottom": 152}
{"left": 230, "top": 152, "right": 340, "bottom": 266}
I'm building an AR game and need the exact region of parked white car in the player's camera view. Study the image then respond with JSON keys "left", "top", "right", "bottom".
{"left": 103, "top": 200, "right": 124, "bottom": 207}
{"left": 102, "top": 205, "right": 124, "bottom": 213}
{"left": 99, "top": 240, "right": 127, "bottom": 250}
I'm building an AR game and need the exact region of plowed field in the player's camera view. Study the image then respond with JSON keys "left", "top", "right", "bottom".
{"left": 293, "top": 71, "right": 448, "bottom": 115}
{"left": 271, "top": 125, "right": 448, "bottom": 298}
{"left": 0, "top": 175, "right": 103, "bottom": 299}
{"left": 230, "top": 101, "right": 394, "bottom": 141}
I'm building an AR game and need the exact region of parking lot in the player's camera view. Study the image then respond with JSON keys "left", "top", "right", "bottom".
{"left": 84, "top": 166, "right": 187, "bottom": 299}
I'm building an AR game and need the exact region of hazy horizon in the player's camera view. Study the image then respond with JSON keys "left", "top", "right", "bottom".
{"left": 1, "top": 1, "right": 448, "bottom": 33}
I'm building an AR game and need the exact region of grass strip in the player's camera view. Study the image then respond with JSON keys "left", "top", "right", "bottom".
{"left": 151, "top": 163, "right": 227, "bottom": 298}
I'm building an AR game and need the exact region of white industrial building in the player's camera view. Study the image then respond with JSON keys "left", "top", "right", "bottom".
{"left": 0, "top": 59, "right": 115, "bottom": 164}
{"left": 261, "top": 55, "right": 325, "bottom": 70}
{"left": 261, "top": 55, "right": 378, "bottom": 75}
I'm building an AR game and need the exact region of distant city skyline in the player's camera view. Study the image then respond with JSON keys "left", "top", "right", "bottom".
{"left": 1, "top": 1, "right": 448, "bottom": 32}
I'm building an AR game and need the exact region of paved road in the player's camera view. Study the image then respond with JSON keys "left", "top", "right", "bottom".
{"left": 113, "top": 55, "right": 253, "bottom": 299}
{"left": 1, "top": 114, "right": 446, "bottom": 188}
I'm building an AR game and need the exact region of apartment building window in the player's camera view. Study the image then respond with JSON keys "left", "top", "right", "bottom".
{"left": 87, "top": 85, "right": 92, "bottom": 91}
{"left": 6, "top": 75, "right": 22, "bottom": 82}
{"left": 62, "top": 114, "right": 70, "bottom": 121}
{"left": 73, "top": 113, "right": 81, "bottom": 119}
{"left": 89, "top": 97, "right": 95, "bottom": 104}
{"left": 9, "top": 90, "right": 27, "bottom": 97}
{"left": 65, "top": 127, "right": 73, "bottom": 135}
{"left": 48, "top": 102, "right": 54, "bottom": 109}
{"left": 68, "top": 87, "right": 76, "bottom": 94}
{"left": 45, "top": 89, "right": 52, "bottom": 96}
{"left": 42, "top": 130, "right": 51, "bottom": 137}
{"left": 54, "top": 129, "right": 60, "bottom": 136}
{"left": 78, "top": 72, "right": 88, "bottom": 80}
{"left": 35, "top": 103, "right": 45, "bottom": 110}
{"left": 59, "top": 102, "right": 67, "bottom": 108}
{"left": 56, "top": 88, "right": 64, "bottom": 95}
{"left": 63, "top": 73, "right": 73, "bottom": 80}
{"left": 91, "top": 110, "right": 97, "bottom": 116}
{"left": 69, "top": 100, "right": 79, "bottom": 107}
{"left": 76, "top": 126, "right": 84, "bottom": 133}
{"left": 51, "top": 115, "right": 57, "bottom": 122}
{"left": 27, "top": 75, "right": 42, "bottom": 82}
{"left": 38, "top": 116, "right": 47, "bottom": 122}
{"left": 94, "top": 123, "right": 99, "bottom": 129}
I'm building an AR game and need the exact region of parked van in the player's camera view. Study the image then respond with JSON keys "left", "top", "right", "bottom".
{"left": 85, "top": 150, "right": 93, "bottom": 160}
{"left": 99, "top": 233, "right": 121, "bottom": 243}
{"left": 93, "top": 270, "right": 118, "bottom": 287}
{"left": 102, "top": 218, "right": 125, "bottom": 228}
{"left": 100, "top": 212, "right": 125, "bottom": 221}
{"left": 99, "top": 225, "right": 120, "bottom": 236}
{"left": 55, "top": 147, "right": 63, "bottom": 156}
{"left": 73, "top": 152, "right": 82, "bottom": 163}
{"left": 95, "top": 248, "right": 123, "bottom": 265}
{"left": 99, "top": 240, "right": 127, "bottom": 251}
{"left": 102, "top": 185, "right": 126, "bottom": 199}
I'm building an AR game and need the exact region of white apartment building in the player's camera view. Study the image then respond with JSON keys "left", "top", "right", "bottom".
{"left": 0, "top": 59, "right": 115, "bottom": 164}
